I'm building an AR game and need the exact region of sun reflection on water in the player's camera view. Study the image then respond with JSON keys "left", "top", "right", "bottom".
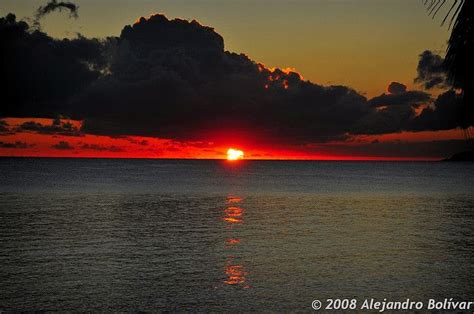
{"left": 222, "top": 195, "right": 250, "bottom": 288}
{"left": 226, "top": 238, "right": 241, "bottom": 246}
{"left": 227, "top": 196, "right": 242, "bottom": 203}
{"left": 224, "top": 259, "right": 248, "bottom": 286}
{"left": 223, "top": 206, "right": 244, "bottom": 224}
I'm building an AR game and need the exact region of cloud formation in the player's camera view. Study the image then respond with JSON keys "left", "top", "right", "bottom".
{"left": 411, "top": 90, "right": 470, "bottom": 130}
{"left": 0, "top": 141, "right": 30, "bottom": 149}
{"left": 0, "top": 120, "right": 10, "bottom": 134}
{"left": 35, "top": 0, "right": 79, "bottom": 26}
{"left": 17, "top": 118, "right": 81, "bottom": 136}
{"left": 1, "top": 13, "right": 470, "bottom": 145}
{"left": 81, "top": 143, "right": 124, "bottom": 152}
{"left": 387, "top": 82, "right": 407, "bottom": 95}
{"left": 0, "top": 13, "right": 104, "bottom": 118}
{"left": 415, "top": 50, "right": 448, "bottom": 90}
{"left": 52, "top": 141, "right": 74, "bottom": 150}
{"left": 369, "top": 89, "right": 430, "bottom": 109}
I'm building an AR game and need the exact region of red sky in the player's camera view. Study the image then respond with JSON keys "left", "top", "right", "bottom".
{"left": 0, "top": 117, "right": 465, "bottom": 160}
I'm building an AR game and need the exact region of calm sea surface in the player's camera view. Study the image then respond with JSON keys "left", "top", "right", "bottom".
{"left": 1, "top": 158, "right": 474, "bottom": 311}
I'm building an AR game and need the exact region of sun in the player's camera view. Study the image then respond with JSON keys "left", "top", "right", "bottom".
{"left": 227, "top": 148, "right": 244, "bottom": 161}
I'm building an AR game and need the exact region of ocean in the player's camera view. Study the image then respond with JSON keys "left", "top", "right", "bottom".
{"left": 1, "top": 158, "right": 473, "bottom": 311}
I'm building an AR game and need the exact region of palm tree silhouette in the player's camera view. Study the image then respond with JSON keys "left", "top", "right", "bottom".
{"left": 424, "top": 0, "right": 473, "bottom": 139}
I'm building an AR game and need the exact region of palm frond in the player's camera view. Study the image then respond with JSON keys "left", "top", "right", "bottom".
{"left": 423, "top": 0, "right": 473, "bottom": 132}
{"left": 423, "top": 0, "right": 465, "bottom": 28}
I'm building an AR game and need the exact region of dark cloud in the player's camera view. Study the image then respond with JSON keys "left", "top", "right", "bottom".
{"left": 74, "top": 14, "right": 370, "bottom": 142}
{"left": 316, "top": 139, "right": 470, "bottom": 159}
{"left": 17, "top": 118, "right": 81, "bottom": 136}
{"left": 52, "top": 141, "right": 73, "bottom": 150}
{"left": 413, "top": 48, "right": 474, "bottom": 130}
{"left": 1, "top": 13, "right": 471, "bottom": 143}
{"left": 0, "top": 141, "right": 30, "bottom": 149}
{"left": 369, "top": 90, "right": 430, "bottom": 108}
{"left": 354, "top": 83, "right": 431, "bottom": 135}
{"left": 81, "top": 143, "right": 124, "bottom": 152}
{"left": 0, "top": 120, "right": 11, "bottom": 134}
{"left": 0, "top": 13, "right": 105, "bottom": 118}
{"left": 410, "top": 90, "right": 473, "bottom": 130}
{"left": 387, "top": 82, "right": 407, "bottom": 95}
{"left": 127, "top": 138, "right": 149, "bottom": 146}
{"left": 415, "top": 50, "right": 448, "bottom": 90}
{"left": 35, "top": 0, "right": 79, "bottom": 25}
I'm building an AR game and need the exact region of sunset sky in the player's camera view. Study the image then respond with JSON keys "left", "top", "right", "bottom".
{"left": 0, "top": 0, "right": 470, "bottom": 159}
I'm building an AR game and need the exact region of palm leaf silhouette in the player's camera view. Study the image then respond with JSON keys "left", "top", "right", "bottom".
{"left": 424, "top": 0, "right": 473, "bottom": 136}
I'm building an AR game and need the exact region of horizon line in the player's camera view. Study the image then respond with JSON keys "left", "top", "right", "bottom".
{"left": 0, "top": 155, "right": 444, "bottom": 162}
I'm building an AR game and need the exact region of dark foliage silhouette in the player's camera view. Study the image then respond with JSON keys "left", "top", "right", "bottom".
{"left": 424, "top": 0, "right": 473, "bottom": 132}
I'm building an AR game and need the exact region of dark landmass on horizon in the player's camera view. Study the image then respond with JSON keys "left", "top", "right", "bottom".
{"left": 444, "top": 150, "right": 474, "bottom": 161}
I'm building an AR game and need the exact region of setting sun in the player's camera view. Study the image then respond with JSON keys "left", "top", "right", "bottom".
{"left": 227, "top": 148, "right": 244, "bottom": 161}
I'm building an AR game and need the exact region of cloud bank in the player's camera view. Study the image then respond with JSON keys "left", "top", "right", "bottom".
{"left": 0, "top": 13, "right": 471, "bottom": 145}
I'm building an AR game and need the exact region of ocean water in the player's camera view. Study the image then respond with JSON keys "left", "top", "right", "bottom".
{"left": 0, "top": 158, "right": 473, "bottom": 311}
